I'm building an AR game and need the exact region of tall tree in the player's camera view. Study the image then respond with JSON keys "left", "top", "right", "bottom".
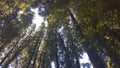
{"left": 1, "top": 0, "right": 120, "bottom": 68}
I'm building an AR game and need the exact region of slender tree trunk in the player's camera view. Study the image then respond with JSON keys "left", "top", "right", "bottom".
{"left": 68, "top": 8, "right": 106, "bottom": 68}
{"left": 76, "top": 56, "right": 81, "bottom": 68}
{"left": 2, "top": 36, "right": 34, "bottom": 68}
{"left": 54, "top": 31, "right": 59, "bottom": 68}
{"left": 32, "top": 44, "right": 41, "bottom": 68}
{"left": 38, "top": 44, "right": 48, "bottom": 68}
{"left": 2, "top": 50, "right": 19, "bottom": 68}
{"left": 15, "top": 58, "right": 18, "bottom": 68}
{"left": 0, "top": 36, "right": 23, "bottom": 64}
{"left": 38, "top": 54, "right": 43, "bottom": 68}
{"left": 71, "top": 40, "right": 81, "bottom": 68}
{"left": 65, "top": 53, "right": 73, "bottom": 68}
{"left": 0, "top": 34, "right": 25, "bottom": 52}
{"left": 25, "top": 46, "right": 36, "bottom": 68}
{"left": 86, "top": 48, "right": 106, "bottom": 68}
{"left": 26, "top": 37, "right": 41, "bottom": 68}
{"left": 39, "top": 54, "right": 46, "bottom": 68}
{"left": 1, "top": 40, "right": 18, "bottom": 64}
{"left": 68, "top": 9, "right": 83, "bottom": 38}
{"left": 55, "top": 44, "right": 59, "bottom": 68}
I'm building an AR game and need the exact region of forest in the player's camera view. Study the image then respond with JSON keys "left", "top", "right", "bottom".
{"left": 0, "top": 0, "right": 120, "bottom": 68}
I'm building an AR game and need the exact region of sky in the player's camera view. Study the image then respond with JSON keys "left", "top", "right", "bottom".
{"left": 80, "top": 53, "right": 93, "bottom": 68}
{"left": 31, "top": 8, "right": 44, "bottom": 30}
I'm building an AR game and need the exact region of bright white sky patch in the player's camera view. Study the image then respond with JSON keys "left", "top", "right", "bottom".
{"left": 17, "top": 11, "right": 24, "bottom": 15}
{"left": 17, "top": 10, "right": 24, "bottom": 21}
{"left": 51, "top": 61, "right": 55, "bottom": 68}
{"left": 31, "top": 8, "right": 44, "bottom": 31}
{"left": 80, "top": 52, "right": 93, "bottom": 68}
{"left": 80, "top": 53, "right": 90, "bottom": 63}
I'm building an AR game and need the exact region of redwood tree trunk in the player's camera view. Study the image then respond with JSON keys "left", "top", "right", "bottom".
{"left": 86, "top": 48, "right": 106, "bottom": 68}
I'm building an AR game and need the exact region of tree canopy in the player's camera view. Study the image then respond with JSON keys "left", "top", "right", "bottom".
{"left": 0, "top": 0, "right": 120, "bottom": 68}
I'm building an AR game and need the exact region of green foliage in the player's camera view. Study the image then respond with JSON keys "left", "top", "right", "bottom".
{"left": 0, "top": 0, "right": 120, "bottom": 68}
{"left": 45, "top": 0, "right": 120, "bottom": 67}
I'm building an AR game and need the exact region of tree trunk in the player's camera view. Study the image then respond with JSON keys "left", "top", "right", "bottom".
{"left": 38, "top": 54, "right": 43, "bottom": 68}
{"left": 54, "top": 31, "right": 59, "bottom": 68}
{"left": 38, "top": 54, "right": 46, "bottom": 68}
{"left": 2, "top": 36, "right": 34, "bottom": 68}
{"left": 68, "top": 8, "right": 106, "bottom": 68}
{"left": 1, "top": 39, "right": 19, "bottom": 64}
{"left": 15, "top": 58, "right": 18, "bottom": 68}
{"left": 32, "top": 45, "right": 40, "bottom": 68}
{"left": 76, "top": 56, "right": 81, "bottom": 68}
{"left": 55, "top": 43, "right": 59, "bottom": 68}
{"left": 68, "top": 9, "right": 83, "bottom": 38}
{"left": 25, "top": 47, "right": 36, "bottom": 68}
{"left": 26, "top": 37, "right": 41, "bottom": 68}
{"left": 86, "top": 48, "right": 106, "bottom": 68}
{"left": 71, "top": 40, "right": 81, "bottom": 68}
